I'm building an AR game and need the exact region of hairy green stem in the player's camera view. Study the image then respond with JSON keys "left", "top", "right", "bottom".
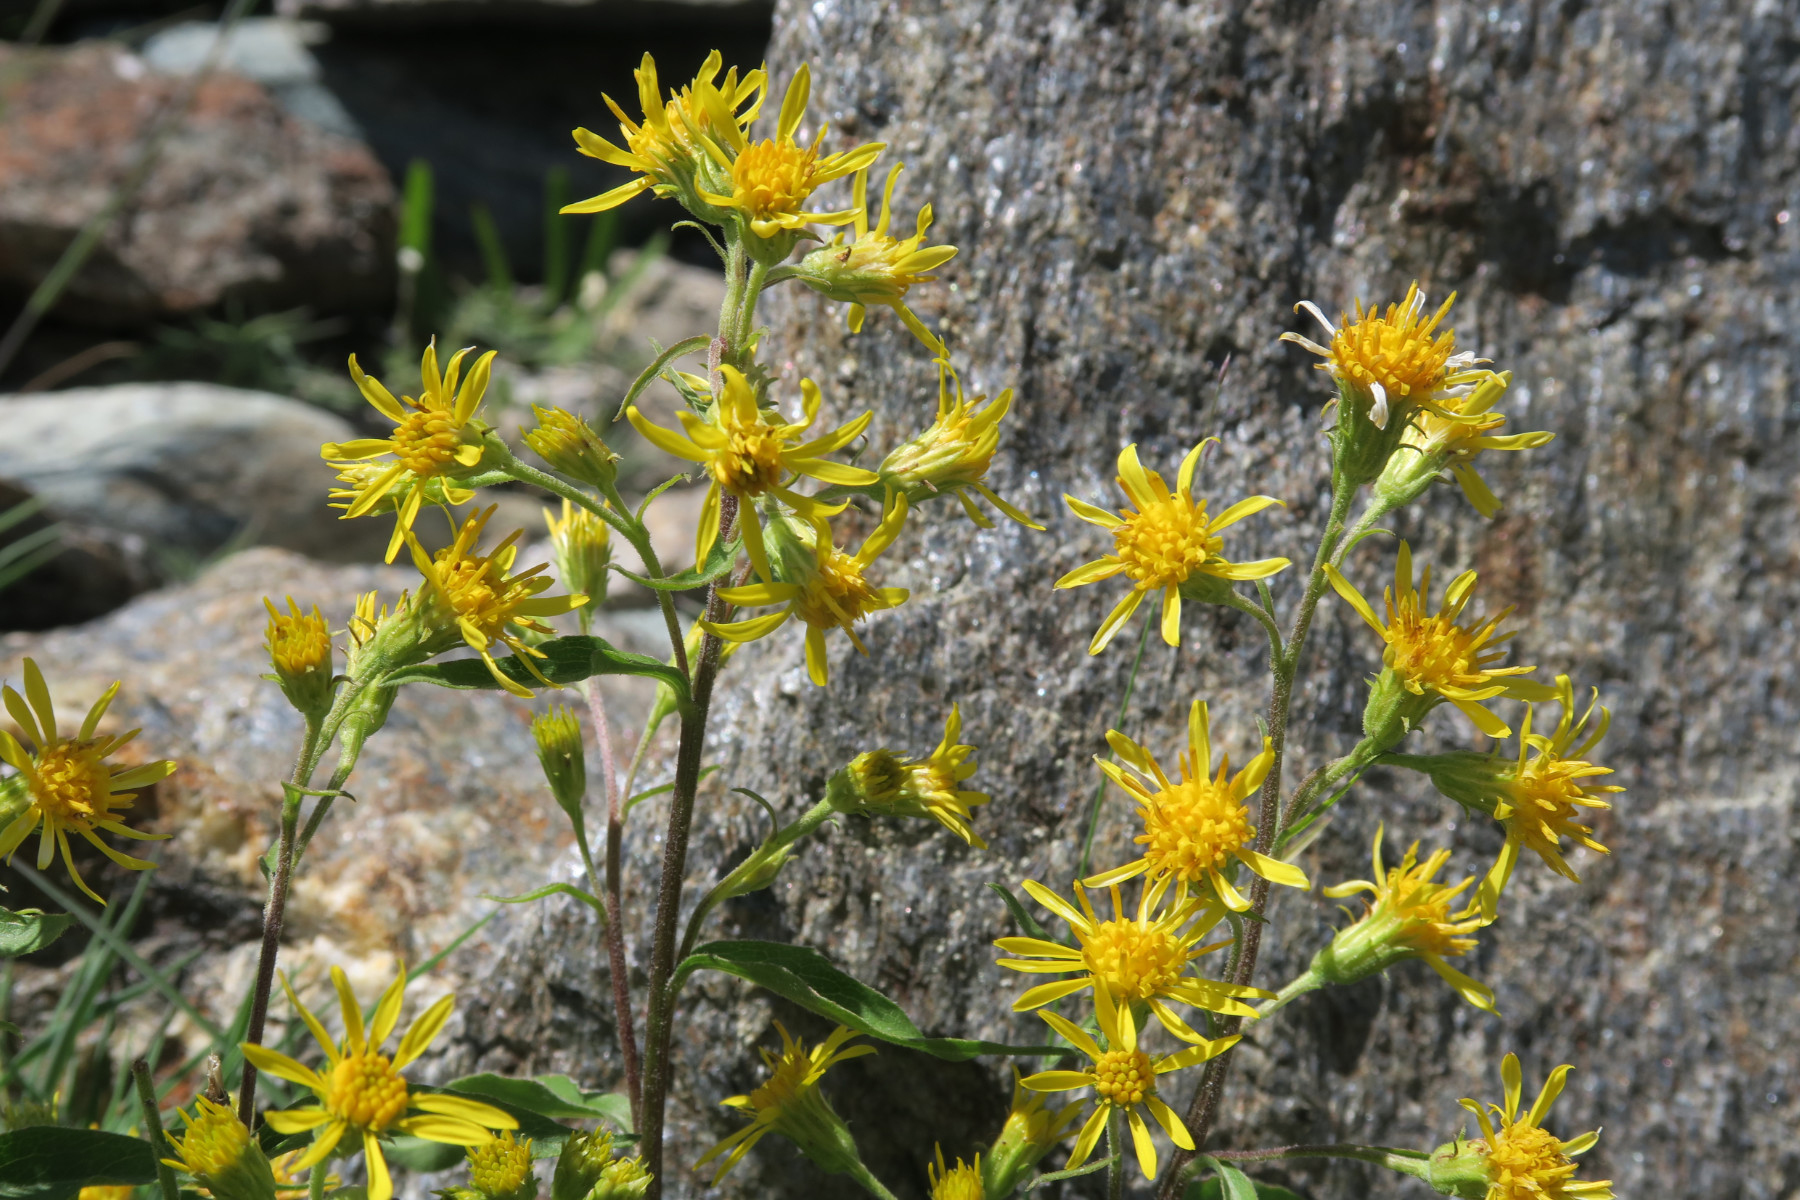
{"left": 676, "top": 798, "right": 835, "bottom": 970}
{"left": 846, "top": 1162, "right": 903, "bottom": 1200}
{"left": 1206, "top": 1143, "right": 1431, "bottom": 1178}
{"left": 1158, "top": 473, "right": 1358, "bottom": 1199}
{"left": 131, "top": 1058, "right": 180, "bottom": 1200}
{"left": 581, "top": 651, "right": 642, "bottom": 1126}
{"left": 238, "top": 786, "right": 301, "bottom": 1125}
{"left": 1079, "top": 617, "right": 1154, "bottom": 877}
{"left": 1107, "top": 1108, "right": 1127, "bottom": 1200}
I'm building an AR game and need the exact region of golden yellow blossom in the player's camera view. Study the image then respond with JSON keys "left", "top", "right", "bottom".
{"left": 827, "top": 705, "right": 990, "bottom": 846}
{"left": 1326, "top": 542, "right": 1553, "bottom": 740}
{"left": 878, "top": 358, "right": 1040, "bottom": 529}
{"left": 628, "top": 365, "right": 877, "bottom": 581}
{"left": 996, "top": 876, "right": 1267, "bottom": 1041}
{"left": 1022, "top": 988, "right": 1233, "bottom": 1181}
{"left": 697, "top": 64, "right": 884, "bottom": 240}
{"left": 566, "top": 51, "right": 766, "bottom": 214}
{"left": 162, "top": 1095, "right": 277, "bottom": 1200}
{"left": 263, "top": 597, "right": 334, "bottom": 717}
{"left": 928, "top": 1147, "right": 984, "bottom": 1200}
{"left": 243, "top": 967, "right": 517, "bottom": 1200}
{"left": 0, "top": 659, "right": 174, "bottom": 904}
{"left": 707, "top": 499, "right": 910, "bottom": 687}
{"left": 1457, "top": 1054, "right": 1612, "bottom": 1200}
{"left": 403, "top": 506, "right": 587, "bottom": 697}
{"left": 796, "top": 163, "right": 958, "bottom": 349}
{"left": 1378, "top": 371, "right": 1554, "bottom": 518}
{"left": 1057, "top": 441, "right": 1289, "bottom": 653}
{"left": 1085, "top": 700, "right": 1306, "bottom": 911}
{"left": 1281, "top": 282, "right": 1492, "bottom": 430}
{"left": 695, "top": 1024, "right": 874, "bottom": 1183}
{"left": 321, "top": 342, "right": 498, "bottom": 562}
{"left": 466, "top": 1131, "right": 535, "bottom": 1200}
{"left": 1318, "top": 826, "right": 1497, "bottom": 1014}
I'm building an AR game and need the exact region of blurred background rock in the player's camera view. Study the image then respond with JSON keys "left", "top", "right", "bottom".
{"left": 2, "top": 2, "right": 1796, "bottom": 1199}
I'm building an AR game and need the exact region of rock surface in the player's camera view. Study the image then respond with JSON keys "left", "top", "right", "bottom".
{"left": 443, "top": 3, "right": 1800, "bottom": 1200}
{"left": 0, "top": 40, "right": 394, "bottom": 325}
{"left": 0, "top": 383, "right": 388, "bottom": 566}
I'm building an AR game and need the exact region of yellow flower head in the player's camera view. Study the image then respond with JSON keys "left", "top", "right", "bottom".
{"left": 567, "top": 50, "right": 766, "bottom": 215}
{"left": 629, "top": 364, "right": 878, "bottom": 581}
{"left": 826, "top": 705, "right": 991, "bottom": 846}
{"left": 405, "top": 506, "right": 588, "bottom": 698}
{"left": 695, "top": 1023, "right": 875, "bottom": 1183}
{"left": 467, "top": 1131, "right": 535, "bottom": 1200}
{"left": 1022, "top": 988, "right": 1235, "bottom": 1181}
{"left": 989, "top": 1068, "right": 1082, "bottom": 1165}
{"left": 1378, "top": 370, "right": 1554, "bottom": 518}
{"left": 707, "top": 499, "right": 911, "bottom": 687}
{"left": 1319, "top": 826, "right": 1497, "bottom": 1014}
{"left": 544, "top": 498, "right": 612, "bottom": 606}
{"left": 996, "top": 875, "right": 1268, "bottom": 1041}
{"left": 1478, "top": 676, "right": 1624, "bottom": 919}
{"left": 243, "top": 966, "right": 517, "bottom": 1200}
{"left": 879, "top": 359, "right": 1041, "bottom": 530}
{"left": 0, "top": 660, "right": 175, "bottom": 904}
{"left": 1325, "top": 542, "right": 1553, "bottom": 740}
{"left": 322, "top": 342, "right": 499, "bottom": 563}
{"left": 1057, "top": 441, "right": 1289, "bottom": 654}
{"left": 797, "top": 163, "right": 958, "bottom": 350}
{"left": 1281, "top": 282, "right": 1491, "bottom": 430}
{"left": 929, "top": 1147, "right": 984, "bottom": 1200}
{"left": 1085, "top": 701, "right": 1306, "bottom": 911}
{"left": 263, "top": 597, "right": 335, "bottom": 718}
{"left": 1458, "top": 1054, "right": 1612, "bottom": 1200}
{"left": 163, "top": 1095, "right": 276, "bottom": 1198}
{"left": 697, "top": 64, "right": 885, "bottom": 240}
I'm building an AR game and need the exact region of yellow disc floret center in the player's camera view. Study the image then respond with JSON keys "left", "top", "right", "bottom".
{"left": 468, "top": 1135, "right": 532, "bottom": 1194}
{"left": 796, "top": 550, "right": 879, "bottom": 630}
{"left": 1505, "top": 768, "right": 1595, "bottom": 855}
{"left": 1081, "top": 920, "right": 1187, "bottom": 1001}
{"left": 31, "top": 743, "right": 111, "bottom": 832}
{"left": 1329, "top": 306, "right": 1455, "bottom": 400}
{"left": 1092, "top": 1048, "right": 1156, "bottom": 1108}
{"left": 325, "top": 1052, "right": 409, "bottom": 1132}
{"left": 1386, "top": 611, "right": 1479, "bottom": 692}
{"left": 1483, "top": 1124, "right": 1579, "bottom": 1200}
{"left": 178, "top": 1108, "right": 251, "bottom": 1174}
{"left": 929, "top": 1160, "right": 985, "bottom": 1200}
{"left": 748, "top": 1049, "right": 811, "bottom": 1113}
{"left": 731, "top": 139, "right": 818, "bottom": 222}
{"left": 710, "top": 421, "right": 787, "bottom": 495}
{"left": 269, "top": 615, "right": 331, "bottom": 676}
{"left": 391, "top": 410, "right": 462, "bottom": 476}
{"left": 439, "top": 557, "right": 507, "bottom": 634}
{"left": 1113, "top": 498, "right": 1218, "bottom": 588}
{"left": 1138, "top": 778, "right": 1253, "bottom": 881}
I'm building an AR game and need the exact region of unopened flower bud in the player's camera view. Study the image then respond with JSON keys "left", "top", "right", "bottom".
{"left": 824, "top": 707, "right": 990, "bottom": 848}
{"left": 464, "top": 1133, "right": 535, "bottom": 1200}
{"left": 590, "top": 1155, "right": 653, "bottom": 1200}
{"left": 163, "top": 1096, "right": 279, "bottom": 1200}
{"left": 553, "top": 1128, "right": 652, "bottom": 1200}
{"left": 262, "top": 597, "right": 335, "bottom": 720}
{"left": 876, "top": 362, "right": 1039, "bottom": 530}
{"left": 532, "top": 706, "right": 588, "bottom": 832}
{"left": 545, "top": 499, "right": 612, "bottom": 607}
{"left": 981, "top": 1071, "right": 1081, "bottom": 1197}
{"left": 526, "top": 406, "right": 620, "bottom": 490}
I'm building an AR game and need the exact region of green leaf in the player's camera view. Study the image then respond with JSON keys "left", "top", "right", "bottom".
{"left": 382, "top": 636, "right": 688, "bottom": 698}
{"left": 612, "top": 536, "right": 740, "bottom": 592}
{"left": 0, "top": 1127, "right": 155, "bottom": 1199}
{"left": 445, "top": 1074, "right": 620, "bottom": 1123}
{"left": 382, "top": 1136, "right": 465, "bottom": 1171}
{"left": 481, "top": 883, "right": 605, "bottom": 917}
{"left": 680, "top": 940, "right": 1058, "bottom": 1063}
{"left": 1024, "top": 1155, "right": 1116, "bottom": 1191}
{"left": 613, "top": 334, "right": 710, "bottom": 420}
{"left": 0, "top": 909, "right": 73, "bottom": 958}
{"left": 986, "top": 883, "right": 1051, "bottom": 942}
{"left": 534, "top": 1076, "right": 633, "bottom": 1133}
{"left": 1188, "top": 1158, "right": 1291, "bottom": 1200}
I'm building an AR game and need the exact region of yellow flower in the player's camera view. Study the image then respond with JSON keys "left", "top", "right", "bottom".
{"left": 981, "top": 1071, "right": 1083, "bottom": 1197}
{"left": 1085, "top": 700, "right": 1306, "bottom": 911}
{"left": 695, "top": 1024, "right": 875, "bottom": 1183}
{"left": 796, "top": 163, "right": 958, "bottom": 350}
{"left": 1318, "top": 826, "right": 1497, "bottom": 1014}
{"left": 1325, "top": 541, "right": 1552, "bottom": 740}
{"left": 1378, "top": 371, "right": 1555, "bottom": 518}
{"left": 242, "top": 966, "right": 517, "bottom": 1200}
{"left": 1280, "top": 281, "right": 1492, "bottom": 430}
{"left": 566, "top": 51, "right": 766, "bottom": 215}
{"left": 706, "top": 499, "right": 910, "bottom": 687}
{"left": 0, "top": 659, "right": 174, "bottom": 904}
{"left": 1478, "top": 676, "right": 1623, "bottom": 919}
{"left": 697, "top": 63, "right": 885, "bottom": 240}
{"left": 928, "top": 1147, "right": 984, "bottom": 1200}
{"left": 163, "top": 1095, "right": 278, "bottom": 1200}
{"left": 825, "top": 705, "right": 991, "bottom": 846}
{"left": 996, "top": 876, "right": 1267, "bottom": 1041}
{"left": 628, "top": 364, "right": 878, "bottom": 581}
{"left": 1022, "top": 988, "right": 1234, "bottom": 1181}
{"left": 466, "top": 1131, "right": 535, "bottom": 1200}
{"left": 1457, "top": 1054, "right": 1612, "bottom": 1200}
{"left": 543, "top": 498, "right": 612, "bottom": 605}
{"left": 264, "top": 597, "right": 334, "bottom": 718}
{"left": 878, "top": 358, "right": 1040, "bottom": 530}
{"left": 1056, "top": 441, "right": 1289, "bottom": 653}
{"left": 321, "top": 342, "right": 499, "bottom": 563}
{"left": 405, "top": 506, "right": 588, "bottom": 698}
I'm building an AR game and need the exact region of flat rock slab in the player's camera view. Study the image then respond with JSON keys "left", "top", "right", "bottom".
{"left": 0, "top": 41, "right": 394, "bottom": 326}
